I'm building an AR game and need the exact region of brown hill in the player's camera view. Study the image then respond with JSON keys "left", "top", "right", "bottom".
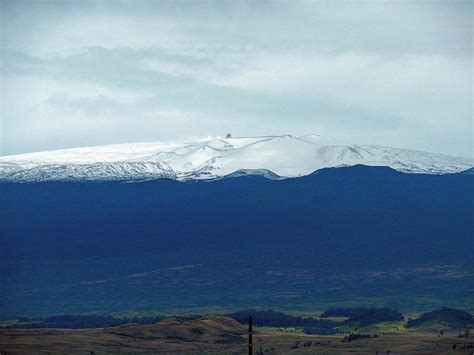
{"left": 1, "top": 316, "right": 474, "bottom": 354}
{"left": 0, "top": 316, "right": 247, "bottom": 354}
{"left": 107, "top": 316, "right": 246, "bottom": 344}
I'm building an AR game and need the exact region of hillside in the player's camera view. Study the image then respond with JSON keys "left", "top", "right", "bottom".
{"left": 1, "top": 315, "right": 473, "bottom": 354}
{"left": 407, "top": 307, "right": 473, "bottom": 331}
{"left": 1, "top": 165, "right": 472, "bottom": 317}
{"left": 0, "top": 316, "right": 246, "bottom": 353}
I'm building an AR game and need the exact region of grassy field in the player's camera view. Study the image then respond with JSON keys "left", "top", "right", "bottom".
{"left": 1, "top": 316, "right": 473, "bottom": 354}
{"left": 1, "top": 305, "right": 473, "bottom": 353}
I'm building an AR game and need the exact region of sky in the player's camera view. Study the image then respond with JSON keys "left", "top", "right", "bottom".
{"left": 0, "top": 0, "right": 472, "bottom": 157}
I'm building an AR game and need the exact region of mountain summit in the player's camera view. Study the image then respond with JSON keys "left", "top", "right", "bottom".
{"left": 0, "top": 135, "right": 472, "bottom": 182}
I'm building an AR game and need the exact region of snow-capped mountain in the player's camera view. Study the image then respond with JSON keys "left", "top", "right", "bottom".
{"left": 0, "top": 135, "right": 472, "bottom": 182}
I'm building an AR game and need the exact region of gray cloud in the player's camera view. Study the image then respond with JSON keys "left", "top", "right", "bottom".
{"left": 1, "top": 0, "right": 472, "bottom": 156}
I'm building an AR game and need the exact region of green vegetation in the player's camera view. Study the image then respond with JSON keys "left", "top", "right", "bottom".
{"left": 3, "top": 314, "right": 164, "bottom": 329}
{"left": 4, "top": 306, "right": 473, "bottom": 337}
{"left": 228, "top": 308, "right": 404, "bottom": 335}
{"left": 3, "top": 315, "right": 473, "bottom": 354}
{"left": 256, "top": 326, "right": 305, "bottom": 334}
{"left": 406, "top": 307, "right": 473, "bottom": 331}
{"left": 227, "top": 309, "right": 341, "bottom": 335}
{"left": 341, "top": 308, "right": 404, "bottom": 327}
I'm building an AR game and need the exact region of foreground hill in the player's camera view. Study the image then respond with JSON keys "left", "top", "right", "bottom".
{"left": 407, "top": 308, "right": 474, "bottom": 332}
{"left": 0, "top": 316, "right": 246, "bottom": 353}
{"left": 1, "top": 135, "right": 472, "bottom": 182}
{"left": 1, "top": 316, "right": 473, "bottom": 354}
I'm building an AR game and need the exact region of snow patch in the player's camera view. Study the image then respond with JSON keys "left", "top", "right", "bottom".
{"left": 0, "top": 135, "right": 472, "bottom": 182}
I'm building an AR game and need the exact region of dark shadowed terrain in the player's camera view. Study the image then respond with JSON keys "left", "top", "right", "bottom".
{"left": 0, "top": 166, "right": 473, "bottom": 318}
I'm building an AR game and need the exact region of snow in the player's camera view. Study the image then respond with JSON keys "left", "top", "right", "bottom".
{"left": 0, "top": 135, "right": 472, "bottom": 182}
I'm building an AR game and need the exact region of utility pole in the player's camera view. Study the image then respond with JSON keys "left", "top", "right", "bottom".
{"left": 248, "top": 315, "right": 253, "bottom": 355}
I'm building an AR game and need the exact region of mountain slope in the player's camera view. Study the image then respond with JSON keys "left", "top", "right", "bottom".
{"left": 1, "top": 166, "right": 472, "bottom": 316}
{"left": 0, "top": 135, "right": 471, "bottom": 182}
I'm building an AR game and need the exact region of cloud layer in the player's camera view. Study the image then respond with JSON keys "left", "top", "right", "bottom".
{"left": 1, "top": 0, "right": 472, "bottom": 156}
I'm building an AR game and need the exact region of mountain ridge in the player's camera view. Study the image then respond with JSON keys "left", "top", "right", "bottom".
{"left": 0, "top": 135, "right": 472, "bottom": 182}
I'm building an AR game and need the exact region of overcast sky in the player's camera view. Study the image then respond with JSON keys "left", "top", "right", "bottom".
{"left": 1, "top": 0, "right": 472, "bottom": 156}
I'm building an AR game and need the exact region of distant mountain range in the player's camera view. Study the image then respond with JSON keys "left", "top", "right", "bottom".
{"left": 1, "top": 135, "right": 472, "bottom": 182}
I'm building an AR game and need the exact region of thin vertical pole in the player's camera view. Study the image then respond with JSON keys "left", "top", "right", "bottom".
{"left": 248, "top": 315, "right": 253, "bottom": 355}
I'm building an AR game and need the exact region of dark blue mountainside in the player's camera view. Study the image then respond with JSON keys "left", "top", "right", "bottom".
{"left": 0, "top": 165, "right": 473, "bottom": 317}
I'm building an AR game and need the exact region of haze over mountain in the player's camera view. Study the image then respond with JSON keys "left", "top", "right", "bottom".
{"left": 0, "top": 135, "right": 472, "bottom": 182}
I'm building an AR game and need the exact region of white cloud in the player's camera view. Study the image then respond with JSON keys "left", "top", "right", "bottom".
{"left": 1, "top": 1, "right": 472, "bottom": 156}
{"left": 207, "top": 52, "right": 472, "bottom": 130}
